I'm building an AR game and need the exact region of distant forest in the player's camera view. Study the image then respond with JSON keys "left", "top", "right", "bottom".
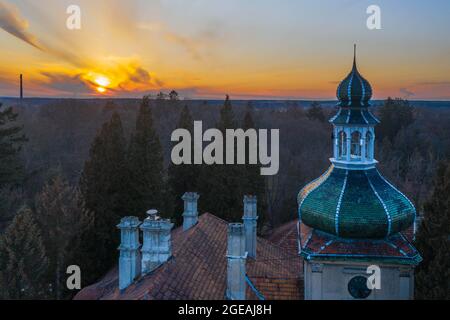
{"left": 6, "top": 96, "right": 450, "bottom": 224}
{"left": 0, "top": 94, "right": 449, "bottom": 299}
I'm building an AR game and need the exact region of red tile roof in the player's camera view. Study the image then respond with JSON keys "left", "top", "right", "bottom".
{"left": 74, "top": 213, "right": 303, "bottom": 300}
{"left": 266, "top": 219, "right": 312, "bottom": 256}
{"left": 299, "top": 222, "right": 422, "bottom": 265}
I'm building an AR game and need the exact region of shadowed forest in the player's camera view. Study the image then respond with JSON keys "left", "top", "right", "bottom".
{"left": 0, "top": 94, "right": 449, "bottom": 299}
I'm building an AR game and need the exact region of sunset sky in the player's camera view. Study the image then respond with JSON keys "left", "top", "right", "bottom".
{"left": 1, "top": 0, "right": 450, "bottom": 99}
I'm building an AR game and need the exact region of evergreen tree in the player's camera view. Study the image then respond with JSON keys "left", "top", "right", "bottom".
{"left": 0, "top": 207, "right": 49, "bottom": 299}
{"left": 241, "top": 105, "right": 267, "bottom": 229}
{"left": 0, "top": 187, "right": 24, "bottom": 231}
{"left": 128, "top": 96, "right": 164, "bottom": 218}
{"left": 78, "top": 112, "right": 130, "bottom": 282}
{"left": 415, "top": 161, "right": 450, "bottom": 299}
{"left": 241, "top": 103, "right": 259, "bottom": 194}
{"left": 156, "top": 91, "right": 167, "bottom": 101}
{"left": 377, "top": 98, "right": 414, "bottom": 143}
{"left": 35, "top": 175, "right": 91, "bottom": 299}
{"left": 199, "top": 95, "right": 243, "bottom": 221}
{"left": 0, "top": 103, "right": 27, "bottom": 188}
{"left": 218, "top": 95, "right": 237, "bottom": 131}
{"left": 306, "top": 101, "right": 326, "bottom": 122}
{"left": 168, "top": 105, "right": 200, "bottom": 225}
{"left": 169, "top": 90, "right": 180, "bottom": 101}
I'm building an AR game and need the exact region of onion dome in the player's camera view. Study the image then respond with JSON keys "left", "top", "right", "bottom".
{"left": 298, "top": 166, "right": 416, "bottom": 239}
{"left": 330, "top": 45, "right": 379, "bottom": 125}
{"left": 336, "top": 45, "right": 373, "bottom": 107}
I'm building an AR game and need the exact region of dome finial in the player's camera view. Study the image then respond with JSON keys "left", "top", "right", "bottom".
{"left": 353, "top": 44, "right": 357, "bottom": 69}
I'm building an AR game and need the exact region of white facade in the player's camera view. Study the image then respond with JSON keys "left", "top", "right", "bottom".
{"left": 304, "top": 260, "right": 415, "bottom": 300}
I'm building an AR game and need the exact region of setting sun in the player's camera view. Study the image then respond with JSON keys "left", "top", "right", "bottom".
{"left": 96, "top": 87, "right": 106, "bottom": 93}
{"left": 94, "top": 76, "right": 111, "bottom": 88}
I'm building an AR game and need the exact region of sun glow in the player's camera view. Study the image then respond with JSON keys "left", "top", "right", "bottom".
{"left": 94, "top": 76, "right": 111, "bottom": 87}
{"left": 96, "top": 87, "right": 106, "bottom": 93}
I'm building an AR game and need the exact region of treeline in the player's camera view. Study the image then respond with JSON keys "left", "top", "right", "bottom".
{"left": 0, "top": 95, "right": 449, "bottom": 299}
{"left": 0, "top": 94, "right": 265, "bottom": 298}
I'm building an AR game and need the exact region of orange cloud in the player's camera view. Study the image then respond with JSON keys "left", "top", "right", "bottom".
{"left": 0, "top": 0, "right": 41, "bottom": 49}
{"left": 164, "top": 32, "right": 202, "bottom": 60}
{"left": 37, "top": 57, "right": 163, "bottom": 96}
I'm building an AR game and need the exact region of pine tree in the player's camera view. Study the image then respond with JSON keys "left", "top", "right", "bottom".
{"left": 169, "top": 90, "right": 180, "bottom": 101}
{"left": 377, "top": 98, "right": 414, "bottom": 143}
{"left": 35, "top": 175, "right": 91, "bottom": 299}
{"left": 0, "top": 103, "right": 27, "bottom": 188}
{"left": 241, "top": 105, "right": 267, "bottom": 229}
{"left": 415, "top": 161, "right": 450, "bottom": 299}
{"left": 199, "top": 95, "right": 243, "bottom": 221}
{"left": 168, "top": 105, "right": 200, "bottom": 225}
{"left": 128, "top": 96, "right": 164, "bottom": 218}
{"left": 0, "top": 207, "right": 49, "bottom": 299}
{"left": 306, "top": 101, "right": 326, "bottom": 122}
{"left": 0, "top": 187, "right": 24, "bottom": 231}
{"left": 218, "top": 95, "right": 237, "bottom": 131}
{"left": 78, "top": 111, "right": 130, "bottom": 282}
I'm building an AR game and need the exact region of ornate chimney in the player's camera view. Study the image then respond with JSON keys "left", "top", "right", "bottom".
{"left": 117, "top": 216, "right": 141, "bottom": 291}
{"left": 182, "top": 192, "right": 200, "bottom": 231}
{"left": 243, "top": 195, "right": 258, "bottom": 259}
{"left": 226, "top": 223, "right": 247, "bottom": 300}
{"left": 140, "top": 210, "right": 174, "bottom": 274}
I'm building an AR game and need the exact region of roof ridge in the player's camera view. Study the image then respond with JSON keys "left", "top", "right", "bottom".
{"left": 200, "top": 212, "right": 229, "bottom": 225}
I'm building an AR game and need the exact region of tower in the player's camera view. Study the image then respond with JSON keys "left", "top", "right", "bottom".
{"left": 20, "top": 74, "right": 23, "bottom": 100}
{"left": 298, "top": 46, "right": 421, "bottom": 300}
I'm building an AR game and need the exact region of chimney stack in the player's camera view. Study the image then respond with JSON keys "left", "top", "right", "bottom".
{"left": 182, "top": 192, "right": 200, "bottom": 231}
{"left": 243, "top": 195, "right": 258, "bottom": 259}
{"left": 117, "top": 216, "right": 141, "bottom": 291}
{"left": 226, "top": 223, "right": 247, "bottom": 300}
{"left": 140, "top": 210, "right": 174, "bottom": 274}
{"left": 20, "top": 74, "right": 23, "bottom": 100}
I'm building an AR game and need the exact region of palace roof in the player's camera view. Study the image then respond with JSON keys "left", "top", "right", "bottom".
{"left": 74, "top": 213, "right": 303, "bottom": 300}
{"left": 299, "top": 227, "right": 422, "bottom": 266}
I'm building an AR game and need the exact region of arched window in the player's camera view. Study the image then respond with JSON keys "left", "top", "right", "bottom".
{"left": 350, "top": 131, "right": 361, "bottom": 159}
{"left": 365, "top": 131, "right": 372, "bottom": 159}
{"left": 338, "top": 131, "right": 347, "bottom": 159}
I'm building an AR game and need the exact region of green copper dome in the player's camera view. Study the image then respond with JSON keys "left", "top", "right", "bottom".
{"left": 298, "top": 166, "right": 416, "bottom": 239}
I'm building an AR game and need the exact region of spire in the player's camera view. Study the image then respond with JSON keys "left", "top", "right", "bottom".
{"left": 352, "top": 44, "right": 357, "bottom": 70}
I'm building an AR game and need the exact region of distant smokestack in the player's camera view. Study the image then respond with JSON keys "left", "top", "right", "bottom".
{"left": 20, "top": 74, "right": 23, "bottom": 100}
